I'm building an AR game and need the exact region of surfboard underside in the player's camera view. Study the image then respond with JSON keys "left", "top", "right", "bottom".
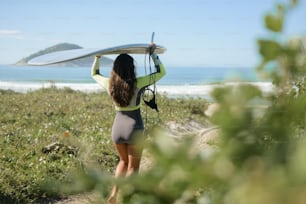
{"left": 28, "top": 43, "right": 166, "bottom": 66}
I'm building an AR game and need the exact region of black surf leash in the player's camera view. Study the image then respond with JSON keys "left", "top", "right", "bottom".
{"left": 142, "top": 32, "right": 159, "bottom": 112}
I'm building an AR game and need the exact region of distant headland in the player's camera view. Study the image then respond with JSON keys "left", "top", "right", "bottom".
{"left": 15, "top": 43, "right": 113, "bottom": 67}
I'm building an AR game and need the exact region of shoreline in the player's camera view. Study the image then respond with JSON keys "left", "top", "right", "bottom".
{"left": 0, "top": 81, "right": 273, "bottom": 98}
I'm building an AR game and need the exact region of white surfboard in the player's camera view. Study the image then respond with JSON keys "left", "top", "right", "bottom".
{"left": 28, "top": 43, "right": 166, "bottom": 66}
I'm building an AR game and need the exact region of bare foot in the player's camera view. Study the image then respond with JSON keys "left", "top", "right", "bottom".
{"left": 107, "top": 195, "right": 116, "bottom": 204}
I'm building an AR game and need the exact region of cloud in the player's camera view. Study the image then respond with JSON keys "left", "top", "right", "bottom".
{"left": 0, "top": 29, "right": 24, "bottom": 39}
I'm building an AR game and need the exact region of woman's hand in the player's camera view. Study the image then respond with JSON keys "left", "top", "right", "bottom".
{"left": 149, "top": 43, "right": 156, "bottom": 55}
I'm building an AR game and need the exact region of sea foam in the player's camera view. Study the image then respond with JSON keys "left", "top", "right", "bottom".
{"left": 0, "top": 81, "right": 273, "bottom": 98}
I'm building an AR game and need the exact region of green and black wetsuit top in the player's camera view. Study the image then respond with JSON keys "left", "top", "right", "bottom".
{"left": 91, "top": 52, "right": 166, "bottom": 111}
{"left": 91, "top": 52, "right": 166, "bottom": 144}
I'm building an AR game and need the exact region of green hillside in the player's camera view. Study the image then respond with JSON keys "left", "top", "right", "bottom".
{"left": 16, "top": 43, "right": 113, "bottom": 67}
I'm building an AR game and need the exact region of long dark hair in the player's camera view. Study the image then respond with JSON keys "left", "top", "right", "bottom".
{"left": 109, "top": 54, "right": 136, "bottom": 107}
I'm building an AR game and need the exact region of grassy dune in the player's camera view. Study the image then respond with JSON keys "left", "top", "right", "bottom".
{"left": 0, "top": 87, "right": 208, "bottom": 203}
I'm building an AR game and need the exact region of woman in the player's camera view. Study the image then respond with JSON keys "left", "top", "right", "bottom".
{"left": 91, "top": 44, "right": 166, "bottom": 204}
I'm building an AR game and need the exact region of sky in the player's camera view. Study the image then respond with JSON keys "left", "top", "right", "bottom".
{"left": 0, "top": 0, "right": 305, "bottom": 67}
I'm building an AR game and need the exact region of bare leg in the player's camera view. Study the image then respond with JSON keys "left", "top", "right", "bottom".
{"left": 108, "top": 131, "right": 144, "bottom": 204}
{"left": 127, "top": 144, "right": 143, "bottom": 176}
{"left": 108, "top": 143, "right": 128, "bottom": 204}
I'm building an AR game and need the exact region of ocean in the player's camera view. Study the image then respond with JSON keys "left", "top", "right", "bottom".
{"left": 0, "top": 64, "right": 273, "bottom": 98}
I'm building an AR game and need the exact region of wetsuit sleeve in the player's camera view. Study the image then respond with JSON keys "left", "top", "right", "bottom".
{"left": 91, "top": 56, "right": 110, "bottom": 92}
{"left": 137, "top": 52, "right": 166, "bottom": 88}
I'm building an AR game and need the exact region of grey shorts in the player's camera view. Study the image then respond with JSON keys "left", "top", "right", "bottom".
{"left": 111, "top": 109, "right": 144, "bottom": 144}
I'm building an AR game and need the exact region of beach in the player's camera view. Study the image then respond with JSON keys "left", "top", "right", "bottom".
{"left": 0, "top": 80, "right": 273, "bottom": 98}
{"left": 0, "top": 64, "right": 273, "bottom": 98}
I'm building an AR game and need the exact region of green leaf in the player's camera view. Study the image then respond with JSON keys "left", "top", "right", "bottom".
{"left": 264, "top": 14, "right": 283, "bottom": 32}
{"left": 258, "top": 39, "right": 283, "bottom": 61}
{"left": 290, "top": 0, "right": 299, "bottom": 7}
{"left": 238, "top": 84, "right": 262, "bottom": 100}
